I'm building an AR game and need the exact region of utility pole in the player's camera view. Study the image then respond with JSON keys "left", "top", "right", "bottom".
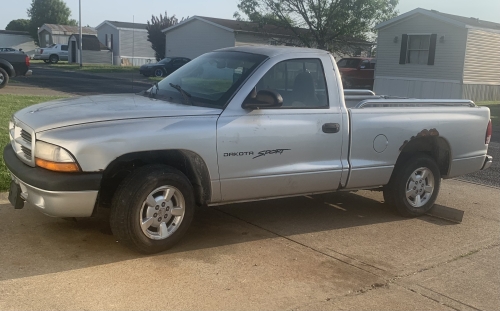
{"left": 79, "top": 0, "right": 83, "bottom": 67}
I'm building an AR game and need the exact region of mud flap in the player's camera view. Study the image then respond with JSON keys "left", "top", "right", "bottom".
{"left": 8, "top": 181, "right": 24, "bottom": 209}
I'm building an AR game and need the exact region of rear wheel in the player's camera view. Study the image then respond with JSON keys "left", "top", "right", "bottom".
{"left": 110, "top": 165, "right": 195, "bottom": 254}
{"left": 0, "top": 68, "right": 9, "bottom": 89}
{"left": 154, "top": 68, "right": 165, "bottom": 77}
{"left": 384, "top": 154, "right": 441, "bottom": 217}
{"left": 49, "top": 54, "right": 59, "bottom": 64}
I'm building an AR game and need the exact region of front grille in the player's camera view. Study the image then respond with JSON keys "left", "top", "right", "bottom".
{"left": 20, "top": 129, "right": 32, "bottom": 144}
{"left": 21, "top": 146, "right": 32, "bottom": 159}
{"left": 10, "top": 120, "right": 35, "bottom": 166}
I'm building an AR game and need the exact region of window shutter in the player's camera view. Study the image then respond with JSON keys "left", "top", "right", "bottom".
{"left": 105, "top": 34, "right": 108, "bottom": 47}
{"left": 428, "top": 34, "right": 437, "bottom": 65}
{"left": 399, "top": 34, "right": 408, "bottom": 64}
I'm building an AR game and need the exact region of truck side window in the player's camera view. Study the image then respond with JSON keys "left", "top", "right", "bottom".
{"left": 61, "top": 45, "right": 68, "bottom": 51}
{"left": 256, "top": 58, "right": 328, "bottom": 108}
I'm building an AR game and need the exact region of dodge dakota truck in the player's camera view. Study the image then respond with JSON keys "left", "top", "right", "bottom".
{"left": 4, "top": 46, "right": 493, "bottom": 253}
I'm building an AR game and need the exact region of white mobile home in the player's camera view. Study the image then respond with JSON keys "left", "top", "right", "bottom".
{"left": 374, "top": 8, "right": 500, "bottom": 101}
{"left": 0, "top": 30, "right": 36, "bottom": 56}
{"left": 162, "top": 16, "right": 373, "bottom": 60}
{"left": 96, "top": 21, "right": 156, "bottom": 66}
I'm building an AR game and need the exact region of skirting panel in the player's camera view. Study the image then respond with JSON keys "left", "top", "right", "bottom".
{"left": 374, "top": 77, "right": 462, "bottom": 99}
{"left": 462, "top": 84, "right": 500, "bottom": 102}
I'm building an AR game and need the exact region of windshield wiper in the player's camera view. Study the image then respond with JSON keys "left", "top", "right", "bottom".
{"left": 169, "top": 83, "right": 192, "bottom": 106}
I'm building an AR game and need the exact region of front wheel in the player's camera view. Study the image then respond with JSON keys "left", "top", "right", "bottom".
{"left": 110, "top": 165, "right": 195, "bottom": 253}
{"left": 0, "top": 68, "right": 9, "bottom": 89}
{"left": 383, "top": 154, "right": 441, "bottom": 217}
{"left": 154, "top": 68, "right": 165, "bottom": 77}
{"left": 49, "top": 55, "right": 59, "bottom": 64}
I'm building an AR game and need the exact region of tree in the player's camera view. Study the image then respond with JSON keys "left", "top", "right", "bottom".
{"left": 6, "top": 19, "right": 30, "bottom": 32}
{"left": 27, "top": 0, "right": 75, "bottom": 44}
{"left": 235, "top": 0, "right": 399, "bottom": 53}
{"left": 147, "top": 12, "right": 183, "bottom": 61}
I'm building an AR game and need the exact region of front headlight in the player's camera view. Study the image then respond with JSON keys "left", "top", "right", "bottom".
{"left": 35, "top": 141, "right": 80, "bottom": 172}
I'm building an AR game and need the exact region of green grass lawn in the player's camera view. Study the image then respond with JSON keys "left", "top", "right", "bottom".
{"left": 0, "top": 94, "right": 67, "bottom": 191}
{"left": 477, "top": 101, "right": 500, "bottom": 126}
{"left": 32, "top": 61, "right": 139, "bottom": 73}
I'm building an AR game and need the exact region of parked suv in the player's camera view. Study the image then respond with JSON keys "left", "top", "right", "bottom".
{"left": 337, "top": 57, "right": 376, "bottom": 89}
{"left": 33, "top": 44, "right": 68, "bottom": 64}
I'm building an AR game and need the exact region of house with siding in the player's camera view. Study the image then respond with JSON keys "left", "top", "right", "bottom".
{"left": 38, "top": 24, "right": 96, "bottom": 47}
{"left": 162, "top": 16, "right": 373, "bottom": 60}
{"left": 96, "top": 21, "right": 156, "bottom": 66}
{"left": 374, "top": 8, "right": 500, "bottom": 101}
{"left": 0, "top": 30, "right": 37, "bottom": 57}
{"left": 67, "top": 34, "right": 112, "bottom": 64}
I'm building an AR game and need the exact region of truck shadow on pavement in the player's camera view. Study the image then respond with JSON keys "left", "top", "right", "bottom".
{"left": 0, "top": 190, "right": 457, "bottom": 281}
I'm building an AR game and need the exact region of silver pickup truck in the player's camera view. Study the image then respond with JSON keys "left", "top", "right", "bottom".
{"left": 4, "top": 46, "right": 493, "bottom": 253}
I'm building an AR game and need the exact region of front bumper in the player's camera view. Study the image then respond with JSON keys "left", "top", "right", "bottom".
{"left": 10, "top": 173, "right": 99, "bottom": 217}
{"left": 3, "top": 144, "right": 102, "bottom": 217}
{"left": 481, "top": 155, "right": 493, "bottom": 170}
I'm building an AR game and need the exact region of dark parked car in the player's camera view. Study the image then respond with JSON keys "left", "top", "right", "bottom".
{"left": 0, "top": 52, "right": 32, "bottom": 89}
{"left": 337, "top": 57, "right": 376, "bottom": 89}
{"left": 139, "top": 57, "right": 190, "bottom": 77}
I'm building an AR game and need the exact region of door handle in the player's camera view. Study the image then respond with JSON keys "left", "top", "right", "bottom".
{"left": 322, "top": 123, "right": 340, "bottom": 133}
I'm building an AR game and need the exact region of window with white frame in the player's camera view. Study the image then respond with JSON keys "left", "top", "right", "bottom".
{"left": 407, "top": 35, "right": 431, "bottom": 65}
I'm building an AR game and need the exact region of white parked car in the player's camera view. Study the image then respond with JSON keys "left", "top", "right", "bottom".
{"left": 33, "top": 44, "right": 68, "bottom": 63}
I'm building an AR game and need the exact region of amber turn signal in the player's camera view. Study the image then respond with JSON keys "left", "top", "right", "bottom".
{"left": 35, "top": 158, "right": 81, "bottom": 172}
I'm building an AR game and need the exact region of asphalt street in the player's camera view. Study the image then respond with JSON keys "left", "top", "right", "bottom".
{"left": 12, "top": 64, "right": 153, "bottom": 95}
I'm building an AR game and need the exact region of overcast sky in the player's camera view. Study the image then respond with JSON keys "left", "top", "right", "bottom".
{"left": 1, "top": 0, "right": 498, "bottom": 30}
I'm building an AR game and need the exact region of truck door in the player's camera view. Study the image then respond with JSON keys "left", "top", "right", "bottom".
{"left": 217, "top": 56, "right": 344, "bottom": 202}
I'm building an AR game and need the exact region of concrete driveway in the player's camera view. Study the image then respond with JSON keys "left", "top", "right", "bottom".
{"left": 0, "top": 179, "right": 498, "bottom": 310}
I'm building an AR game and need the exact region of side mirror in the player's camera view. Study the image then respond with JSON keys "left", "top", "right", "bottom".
{"left": 242, "top": 89, "right": 283, "bottom": 109}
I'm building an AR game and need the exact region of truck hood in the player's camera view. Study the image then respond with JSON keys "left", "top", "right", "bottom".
{"left": 14, "top": 94, "right": 222, "bottom": 132}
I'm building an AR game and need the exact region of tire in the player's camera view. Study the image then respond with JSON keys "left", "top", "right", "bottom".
{"left": 0, "top": 67, "right": 9, "bottom": 89}
{"left": 110, "top": 165, "right": 195, "bottom": 254}
{"left": 49, "top": 55, "right": 59, "bottom": 64}
{"left": 154, "top": 68, "right": 165, "bottom": 77}
{"left": 383, "top": 154, "right": 441, "bottom": 217}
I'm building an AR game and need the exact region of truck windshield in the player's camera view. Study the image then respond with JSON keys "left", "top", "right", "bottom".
{"left": 147, "top": 51, "right": 268, "bottom": 108}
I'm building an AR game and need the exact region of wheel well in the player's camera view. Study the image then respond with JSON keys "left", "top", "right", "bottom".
{"left": 395, "top": 136, "right": 451, "bottom": 177}
{"left": 0, "top": 63, "right": 13, "bottom": 77}
{"left": 98, "top": 150, "right": 211, "bottom": 209}
{"left": 50, "top": 54, "right": 59, "bottom": 58}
